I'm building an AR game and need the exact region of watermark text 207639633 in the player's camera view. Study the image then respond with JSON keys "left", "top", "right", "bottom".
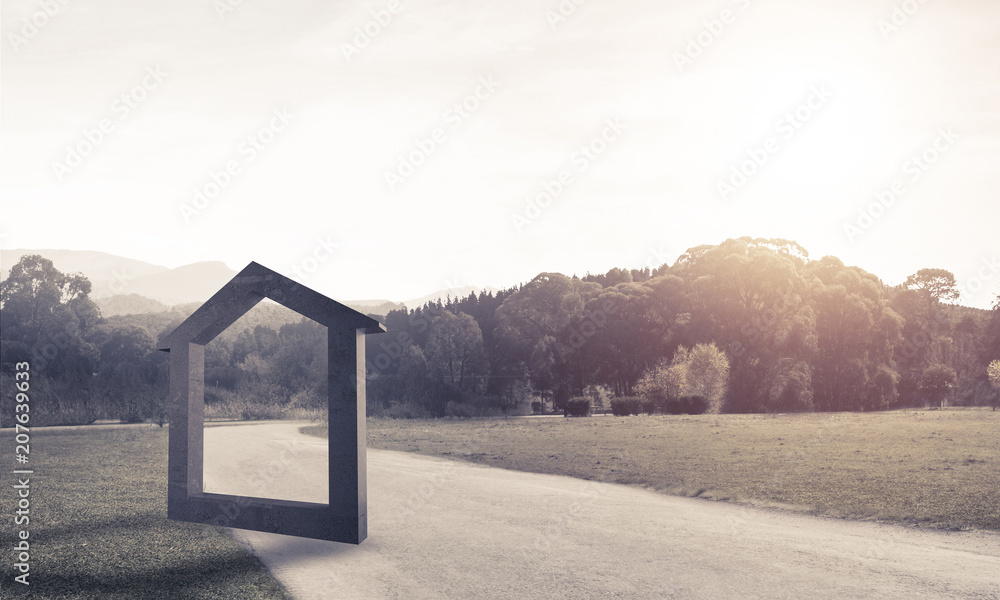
{"left": 12, "top": 361, "right": 33, "bottom": 586}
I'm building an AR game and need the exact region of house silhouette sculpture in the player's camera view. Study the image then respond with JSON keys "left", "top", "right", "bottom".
{"left": 158, "top": 261, "right": 386, "bottom": 543}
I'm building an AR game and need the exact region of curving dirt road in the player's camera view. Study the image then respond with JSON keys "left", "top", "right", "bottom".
{"left": 202, "top": 422, "right": 1000, "bottom": 600}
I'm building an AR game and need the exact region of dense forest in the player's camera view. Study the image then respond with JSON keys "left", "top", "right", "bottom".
{"left": 2, "top": 237, "right": 999, "bottom": 425}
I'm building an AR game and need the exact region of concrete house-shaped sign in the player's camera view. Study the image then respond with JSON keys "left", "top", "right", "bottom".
{"left": 158, "top": 261, "right": 385, "bottom": 544}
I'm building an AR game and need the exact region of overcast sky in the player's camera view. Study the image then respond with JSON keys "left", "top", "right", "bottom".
{"left": 2, "top": 0, "right": 998, "bottom": 307}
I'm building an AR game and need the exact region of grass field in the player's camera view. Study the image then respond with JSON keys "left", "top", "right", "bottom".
{"left": 0, "top": 425, "right": 290, "bottom": 600}
{"left": 310, "top": 409, "right": 1000, "bottom": 531}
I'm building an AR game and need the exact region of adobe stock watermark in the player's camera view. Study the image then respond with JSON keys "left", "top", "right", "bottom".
{"left": 544, "top": 0, "right": 590, "bottom": 31}
{"left": 644, "top": 245, "right": 674, "bottom": 273}
{"left": 341, "top": 0, "right": 405, "bottom": 63}
{"left": 717, "top": 84, "right": 834, "bottom": 201}
{"left": 51, "top": 65, "right": 167, "bottom": 182}
{"left": 877, "top": 0, "right": 930, "bottom": 40}
{"left": 199, "top": 439, "right": 309, "bottom": 536}
{"left": 520, "top": 481, "right": 600, "bottom": 558}
{"left": 383, "top": 75, "right": 499, "bottom": 192}
{"left": 179, "top": 107, "right": 295, "bottom": 223}
{"left": 673, "top": 0, "right": 752, "bottom": 72}
{"left": 393, "top": 427, "right": 489, "bottom": 526}
{"left": 962, "top": 255, "right": 1000, "bottom": 300}
{"left": 287, "top": 235, "right": 339, "bottom": 282}
{"left": 212, "top": 0, "right": 249, "bottom": 21}
{"left": 394, "top": 462, "right": 458, "bottom": 525}
{"left": 843, "top": 127, "right": 957, "bottom": 243}
{"left": 107, "top": 268, "right": 135, "bottom": 296}
{"left": 512, "top": 117, "right": 626, "bottom": 233}
{"left": 6, "top": 0, "right": 67, "bottom": 53}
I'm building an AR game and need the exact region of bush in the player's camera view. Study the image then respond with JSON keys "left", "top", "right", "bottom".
{"left": 371, "top": 400, "right": 433, "bottom": 419}
{"left": 0, "top": 375, "right": 101, "bottom": 427}
{"left": 610, "top": 397, "right": 643, "bottom": 416}
{"left": 445, "top": 396, "right": 508, "bottom": 418}
{"left": 564, "top": 398, "right": 591, "bottom": 417}
{"left": 531, "top": 401, "right": 544, "bottom": 415}
{"left": 444, "top": 400, "right": 476, "bottom": 418}
{"left": 202, "top": 393, "right": 323, "bottom": 421}
{"left": 641, "top": 399, "right": 660, "bottom": 415}
{"left": 665, "top": 395, "right": 709, "bottom": 415}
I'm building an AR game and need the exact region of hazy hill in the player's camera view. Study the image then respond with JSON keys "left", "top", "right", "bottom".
{"left": 101, "top": 298, "right": 318, "bottom": 347}
{"left": 1, "top": 249, "right": 168, "bottom": 291}
{"left": 1, "top": 249, "right": 237, "bottom": 305}
{"left": 118, "top": 261, "right": 236, "bottom": 305}
{"left": 3, "top": 249, "right": 499, "bottom": 318}
{"left": 96, "top": 294, "right": 169, "bottom": 317}
{"left": 343, "top": 299, "right": 406, "bottom": 315}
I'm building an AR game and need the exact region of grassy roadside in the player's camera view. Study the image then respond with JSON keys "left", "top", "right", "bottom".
{"left": 0, "top": 425, "right": 291, "bottom": 600}
{"left": 307, "top": 409, "right": 1000, "bottom": 531}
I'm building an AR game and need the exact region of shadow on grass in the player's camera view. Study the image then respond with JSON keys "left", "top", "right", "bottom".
{"left": 36, "top": 553, "right": 274, "bottom": 599}
{"left": 31, "top": 510, "right": 165, "bottom": 544}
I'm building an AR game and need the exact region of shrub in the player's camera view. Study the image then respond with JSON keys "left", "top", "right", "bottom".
{"left": 378, "top": 401, "right": 433, "bottom": 419}
{"left": 531, "top": 401, "right": 545, "bottom": 415}
{"left": 665, "top": 395, "right": 709, "bottom": 415}
{"left": 238, "top": 401, "right": 288, "bottom": 421}
{"left": 610, "top": 397, "right": 643, "bottom": 416}
{"left": 444, "top": 400, "right": 476, "bottom": 418}
{"left": 564, "top": 398, "right": 591, "bottom": 417}
{"left": 445, "top": 396, "right": 508, "bottom": 418}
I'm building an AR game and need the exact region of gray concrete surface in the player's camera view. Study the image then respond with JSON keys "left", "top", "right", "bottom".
{"left": 203, "top": 422, "right": 1000, "bottom": 600}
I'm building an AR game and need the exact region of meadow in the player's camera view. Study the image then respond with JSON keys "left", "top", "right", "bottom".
{"left": 322, "top": 408, "right": 1000, "bottom": 531}
{"left": 0, "top": 425, "right": 290, "bottom": 599}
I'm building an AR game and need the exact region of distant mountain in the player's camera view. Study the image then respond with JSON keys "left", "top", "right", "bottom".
{"left": 1, "top": 249, "right": 168, "bottom": 289}
{"left": 1, "top": 249, "right": 237, "bottom": 306}
{"left": 342, "top": 300, "right": 406, "bottom": 317}
{"left": 2, "top": 249, "right": 500, "bottom": 317}
{"left": 117, "top": 261, "right": 237, "bottom": 305}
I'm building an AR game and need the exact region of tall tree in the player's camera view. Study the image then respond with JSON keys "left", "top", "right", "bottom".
{"left": 95, "top": 326, "right": 164, "bottom": 423}
{"left": 583, "top": 281, "right": 670, "bottom": 397}
{"left": 921, "top": 363, "right": 957, "bottom": 408}
{"left": 0, "top": 254, "right": 100, "bottom": 381}
{"left": 671, "top": 237, "right": 816, "bottom": 412}
{"left": 682, "top": 343, "right": 730, "bottom": 413}
{"left": 904, "top": 268, "right": 960, "bottom": 308}
{"left": 494, "top": 273, "right": 599, "bottom": 406}
{"left": 806, "top": 258, "right": 903, "bottom": 411}
{"left": 425, "top": 310, "right": 487, "bottom": 395}
{"left": 987, "top": 359, "right": 1000, "bottom": 411}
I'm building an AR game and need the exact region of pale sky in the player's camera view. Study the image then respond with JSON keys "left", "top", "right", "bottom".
{"left": 2, "top": 0, "right": 998, "bottom": 307}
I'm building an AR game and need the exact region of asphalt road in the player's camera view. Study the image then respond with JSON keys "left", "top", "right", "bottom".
{"left": 202, "top": 422, "right": 1000, "bottom": 600}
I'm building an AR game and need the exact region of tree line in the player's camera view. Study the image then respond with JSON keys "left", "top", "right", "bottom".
{"left": 2, "top": 238, "right": 999, "bottom": 425}
{"left": 367, "top": 237, "right": 1000, "bottom": 415}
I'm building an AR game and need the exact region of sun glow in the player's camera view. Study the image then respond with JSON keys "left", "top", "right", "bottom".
{"left": 745, "top": 68, "right": 894, "bottom": 186}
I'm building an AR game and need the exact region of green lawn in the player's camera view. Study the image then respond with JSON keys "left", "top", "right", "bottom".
{"left": 311, "top": 409, "right": 1000, "bottom": 531}
{"left": 0, "top": 425, "right": 291, "bottom": 599}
